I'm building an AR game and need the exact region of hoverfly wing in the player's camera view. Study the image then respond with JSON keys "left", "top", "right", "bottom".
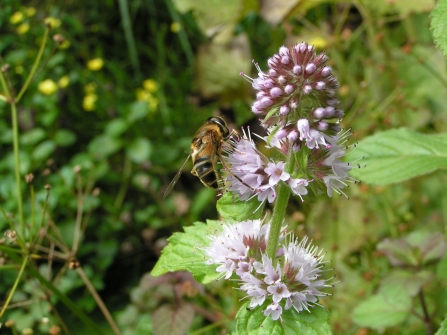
{"left": 163, "top": 151, "right": 193, "bottom": 199}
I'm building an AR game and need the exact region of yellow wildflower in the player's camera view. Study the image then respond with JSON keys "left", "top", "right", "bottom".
{"left": 58, "top": 40, "right": 70, "bottom": 49}
{"left": 16, "top": 23, "right": 29, "bottom": 34}
{"left": 308, "top": 37, "right": 327, "bottom": 50}
{"left": 147, "top": 94, "right": 159, "bottom": 111}
{"left": 10, "top": 12, "right": 24, "bottom": 24}
{"left": 26, "top": 7, "right": 36, "bottom": 17}
{"left": 87, "top": 58, "right": 104, "bottom": 71}
{"left": 142, "top": 79, "right": 158, "bottom": 93}
{"left": 58, "top": 76, "right": 70, "bottom": 88}
{"left": 84, "top": 82, "right": 97, "bottom": 94}
{"left": 136, "top": 88, "right": 150, "bottom": 101}
{"left": 83, "top": 94, "right": 98, "bottom": 111}
{"left": 170, "top": 22, "right": 181, "bottom": 33}
{"left": 44, "top": 17, "right": 61, "bottom": 28}
{"left": 38, "top": 79, "right": 58, "bottom": 95}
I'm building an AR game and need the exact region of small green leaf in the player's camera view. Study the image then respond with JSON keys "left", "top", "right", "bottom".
{"left": 151, "top": 220, "right": 222, "bottom": 284}
{"left": 381, "top": 270, "right": 432, "bottom": 297}
{"left": 217, "top": 192, "right": 264, "bottom": 221}
{"left": 378, "top": 231, "right": 446, "bottom": 267}
{"left": 105, "top": 118, "right": 129, "bottom": 137}
{"left": 352, "top": 285, "right": 412, "bottom": 329}
{"left": 53, "top": 129, "right": 77, "bottom": 146}
{"left": 88, "top": 134, "right": 123, "bottom": 158}
{"left": 346, "top": 128, "right": 447, "bottom": 185}
{"left": 152, "top": 303, "right": 195, "bottom": 335}
{"left": 435, "top": 315, "right": 447, "bottom": 335}
{"left": 235, "top": 302, "right": 332, "bottom": 335}
{"left": 127, "top": 101, "right": 148, "bottom": 123}
{"left": 32, "top": 140, "right": 56, "bottom": 162}
{"left": 126, "top": 137, "right": 153, "bottom": 163}
{"left": 21, "top": 128, "right": 46, "bottom": 146}
{"left": 431, "top": 0, "right": 447, "bottom": 57}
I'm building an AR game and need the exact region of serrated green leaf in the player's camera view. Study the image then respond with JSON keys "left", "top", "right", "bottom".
{"left": 217, "top": 192, "right": 264, "bottom": 221}
{"left": 151, "top": 220, "right": 223, "bottom": 284}
{"left": 235, "top": 302, "right": 332, "bottom": 335}
{"left": 435, "top": 316, "right": 447, "bottom": 335}
{"left": 352, "top": 285, "right": 412, "bottom": 329}
{"left": 431, "top": 0, "right": 447, "bottom": 57}
{"left": 126, "top": 137, "right": 153, "bottom": 163}
{"left": 346, "top": 128, "right": 447, "bottom": 185}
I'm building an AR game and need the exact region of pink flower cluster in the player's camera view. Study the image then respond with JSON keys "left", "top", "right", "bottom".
{"left": 205, "top": 219, "right": 335, "bottom": 320}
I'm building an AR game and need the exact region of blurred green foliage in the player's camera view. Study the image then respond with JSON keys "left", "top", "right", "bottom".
{"left": 0, "top": 0, "right": 446, "bottom": 334}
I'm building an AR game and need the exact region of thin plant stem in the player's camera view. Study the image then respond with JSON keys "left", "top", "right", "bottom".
{"left": 11, "top": 102, "right": 25, "bottom": 239}
{"left": 0, "top": 256, "right": 29, "bottom": 318}
{"left": 76, "top": 266, "right": 122, "bottom": 335}
{"left": 419, "top": 290, "right": 433, "bottom": 335}
{"left": 16, "top": 26, "right": 50, "bottom": 102}
{"left": 114, "top": 155, "right": 132, "bottom": 210}
{"left": 30, "top": 184, "right": 35, "bottom": 243}
{"left": 72, "top": 171, "right": 84, "bottom": 255}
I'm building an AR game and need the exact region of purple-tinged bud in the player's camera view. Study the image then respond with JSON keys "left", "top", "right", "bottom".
{"left": 252, "top": 105, "right": 262, "bottom": 114}
{"left": 297, "top": 119, "right": 311, "bottom": 141}
{"left": 303, "top": 85, "right": 312, "bottom": 94}
{"left": 269, "top": 69, "right": 277, "bottom": 77}
{"left": 278, "top": 76, "right": 287, "bottom": 85}
{"left": 307, "top": 44, "right": 314, "bottom": 53}
{"left": 324, "top": 106, "right": 335, "bottom": 117}
{"left": 279, "top": 46, "right": 289, "bottom": 56}
{"left": 252, "top": 78, "right": 263, "bottom": 90}
{"left": 288, "top": 130, "right": 298, "bottom": 141}
{"left": 292, "top": 143, "right": 300, "bottom": 152}
{"left": 299, "top": 43, "right": 307, "bottom": 53}
{"left": 253, "top": 101, "right": 263, "bottom": 109}
{"left": 326, "top": 99, "right": 339, "bottom": 106}
{"left": 317, "top": 121, "right": 328, "bottom": 131}
{"left": 261, "top": 97, "right": 273, "bottom": 107}
{"left": 315, "top": 81, "right": 326, "bottom": 90}
{"left": 257, "top": 91, "right": 266, "bottom": 99}
{"left": 290, "top": 100, "right": 299, "bottom": 109}
{"left": 279, "top": 105, "right": 290, "bottom": 115}
{"left": 305, "top": 63, "right": 316, "bottom": 75}
{"left": 334, "top": 109, "right": 344, "bottom": 118}
{"left": 321, "top": 66, "right": 332, "bottom": 77}
{"left": 281, "top": 56, "right": 290, "bottom": 64}
{"left": 270, "top": 87, "right": 283, "bottom": 98}
{"left": 293, "top": 65, "right": 302, "bottom": 75}
{"left": 331, "top": 124, "right": 341, "bottom": 132}
{"left": 264, "top": 79, "right": 274, "bottom": 88}
{"left": 268, "top": 57, "right": 276, "bottom": 68}
{"left": 285, "top": 85, "right": 294, "bottom": 95}
{"left": 276, "top": 128, "right": 287, "bottom": 139}
{"left": 312, "top": 107, "right": 325, "bottom": 119}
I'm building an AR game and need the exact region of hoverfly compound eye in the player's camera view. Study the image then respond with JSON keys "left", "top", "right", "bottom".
{"left": 208, "top": 117, "right": 229, "bottom": 137}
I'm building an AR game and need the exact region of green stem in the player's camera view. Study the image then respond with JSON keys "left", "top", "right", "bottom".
{"left": 266, "top": 182, "right": 291, "bottom": 258}
{"left": 11, "top": 102, "right": 25, "bottom": 239}
{"left": 0, "top": 256, "right": 29, "bottom": 318}
{"left": 16, "top": 26, "right": 50, "bottom": 103}
{"left": 265, "top": 151, "right": 295, "bottom": 258}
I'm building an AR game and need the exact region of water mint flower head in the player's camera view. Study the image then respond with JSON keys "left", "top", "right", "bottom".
{"left": 240, "top": 43, "right": 339, "bottom": 128}
{"left": 307, "top": 130, "right": 358, "bottom": 197}
{"left": 238, "top": 236, "right": 334, "bottom": 319}
{"left": 224, "top": 129, "right": 309, "bottom": 205}
{"left": 205, "top": 219, "right": 269, "bottom": 279}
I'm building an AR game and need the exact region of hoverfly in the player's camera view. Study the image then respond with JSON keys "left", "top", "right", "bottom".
{"left": 163, "top": 116, "right": 243, "bottom": 199}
